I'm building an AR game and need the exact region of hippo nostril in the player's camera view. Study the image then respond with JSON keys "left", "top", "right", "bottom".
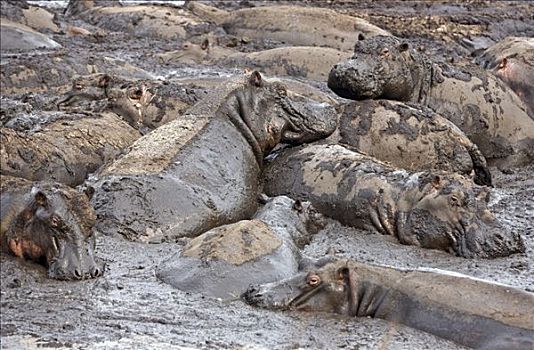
{"left": 74, "top": 269, "right": 83, "bottom": 279}
{"left": 91, "top": 267, "right": 102, "bottom": 278}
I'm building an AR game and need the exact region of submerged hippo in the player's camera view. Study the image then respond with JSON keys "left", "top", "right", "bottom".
{"left": 157, "top": 195, "right": 325, "bottom": 299}
{"left": 263, "top": 144, "right": 524, "bottom": 258}
{"left": 474, "top": 36, "right": 534, "bottom": 117}
{"left": 198, "top": 5, "right": 390, "bottom": 52}
{"left": 1, "top": 111, "right": 140, "bottom": 186}
{"left": 91, "top": 71, "right": 337, "bottom": 242}
{"left": 243, "top": 258, "right": 534, "bottom": 350}
{"left": 1, "top": 175, "right": 103, "bottom": 280}
{"left": 328, "top": 35, "right": 534, "bottom": 167}
{"left": 338, "top": 100, "right": 492, "bottom": 186}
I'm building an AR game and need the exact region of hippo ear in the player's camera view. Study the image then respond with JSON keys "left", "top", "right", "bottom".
{"left": 337, "top": 265, "right": 359, "bottom": 316}
{"left": 201, "top": 38, "right": 209, "bottom": 51}
{"left": 34, "top": 191, "right": 48, "bottom": 207}
{"left": 358, "top": 33, "right": 365, "bottom": 41}
{"left": 432, "top": 175, "right": 442, "bottom": 188}
{"left": 84, "top": 186, "right": 95, "bottom": 200}
{"left": 292, "top": 200, "right": 304, "bottom": 212}
{"left": 249, "top": 71, "right": 263, "bottom": 87}
{"left": 98, "top": 74, "right": 111, "bottom": 88}
{"left": 398, "top": 42, "right": 410, "bottom": 52}
{"left": 498, "top": 58, "right": 508, "bottom": 70}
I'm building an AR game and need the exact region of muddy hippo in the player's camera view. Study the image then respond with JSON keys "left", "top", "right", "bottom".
{"left": 243, "top": 258, "right": 534, "bottom": 350}
{"left": 1, "top": 111, "right": 140, "bottom": 186}
{"left": 157, "top": 195, "right": 325, "bottom": 299}
{"left": 474, "top": 37, "right": 534, "bottom": 117}
{"left": 328, "top": 35, "right": 534, "bottom": 167}
{"left": 1, "top": 175, "right": 103, "bottom": 280}
{"left": 338, "top": 100, "right": 492, "bottom": 186}
{"left": 192, "top": 4, "right": 390, "bottom": 52}
{"left": 91, "top": 71, "right": 337, "bottom": 242}
{"left": 0, "top": 19, "right": 61, "bottom": 51}
{"left": 263, "top": 144, "right": 524, "bottom": 258}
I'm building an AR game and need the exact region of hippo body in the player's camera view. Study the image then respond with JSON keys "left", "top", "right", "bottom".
{"left": 157, "top": 196, "right": 325, "bottom": 299}
{"left": 474, "top": 36, "right": 534, "bottom": 117}
{"left": 328, "top": 35, "right": 534, "bottom": 167}
{"left": 0, "top": 175, "right": 102, "bottom": 280}
{"left": 243, "top": 258, "right": 534, "bottom": 350}
{"left": 1, "top": 111, "right": 140, "bottom": 186}
{"left": 91, "top": 72, "right": 336, "bottom": 242}
{"left": 338, "top": 99, "right": 491, "bottom": 186}
{"left": 219, "top": 6, "right": 390, "bottom": 52}
{"left": 263, "top": 144, "right": 524, "bottom": 258}
{"left": 0, "top": 20, "right": 61, "bottom": 51}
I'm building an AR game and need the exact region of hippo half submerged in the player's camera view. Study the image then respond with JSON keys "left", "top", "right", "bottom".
{"left": 92, "top": 72, "right": 337, "bottom": 242}
{"left": 1, "top": 176, "right": 103, "bottom": 280}
{"left": 263, "top": 144, "right": 524, "bottom": 258}
{"left": 328, "top": 35, "right": 534, "bottom": 167}
{"left": 243, "top": 258, "right": 534, "bottom": 350}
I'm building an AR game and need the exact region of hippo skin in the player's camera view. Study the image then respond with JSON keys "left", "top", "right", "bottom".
{"left": 91, "top": 72, "right": 337, "bottom": 242}
{"left": 338, "top": 99, "right": 492, "bottom": 186}
{"left": 328, "top": 35, "right": 534, "bottom": 167}
{"left": 157, "top": 195, "right": 325, "bottom": 300}
{"left": 243, "top": 258, "right": 534, "bottom": 350}
{"left": 474, "top": 36, "right": 534, "bottom": 117}
{"left": 263, "top": 144, "right": 524, "bottom": 258}
{"left": 0, "top": 175, "right": 102, "bottom": 280}
{"left": 1, "top": 111, "right": 140, "bottom": 186}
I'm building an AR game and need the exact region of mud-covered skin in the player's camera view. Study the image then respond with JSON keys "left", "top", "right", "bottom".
{"left": 263, "top": 144, "right": 524, "bottom": 258}
{"left": 0, "top": 111, "right": 140, "bottom": 186}
{"left": 1, "top": 20, "right": 61, "bottom": 51}
{"left": 243, "top": 258, "right": 534, "bottom": 349}
{"left": 219, "top": 5, "right": 390, "bottom": 52}
{"left": 58, "top": 73, "right": 210, "bottom": 131}
{"left": 474, "top": 37, "right": 534, "bottom": 117}
{"left": 91, "top": 72, "right": 337, "bottom": 242}
{"left": 0, "top": 175, "right": 102, "bottom": 280}
{"left": 328, "top": 35, "right": 534, "bottom": 167}
{"left": 157, "top": 195, "right": 325, "bottom": 300}
{"left": 339, "top": 100, "right": 492, "bottom": 186}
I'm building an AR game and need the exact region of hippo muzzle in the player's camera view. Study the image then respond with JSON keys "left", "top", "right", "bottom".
{"left": 47, "top": 235, "right": 104, "bottom": 280}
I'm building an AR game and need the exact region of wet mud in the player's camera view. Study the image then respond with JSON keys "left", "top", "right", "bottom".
{"left": 1, "top": 1, "right": 533, "bottom": 349}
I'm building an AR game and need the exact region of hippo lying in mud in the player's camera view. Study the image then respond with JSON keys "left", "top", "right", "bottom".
{"left": 338, "top": 100, "right": 492, "bottom": 186}
{"left": 1, "top": 175, "right": 103, "bottom": 280}
{"left": 91, "top": 72, "right": 337, "bottom": 242}
{"left": 1, "top": 111, "right": 140, "bottom": 186}
{"left": 263, "top": 144, "right": 524, "bottom": 258}
{"left": 474, "top": 36, "right": 534, "bottom": 117}
{"left": 243, "top": 258, "right": 534, "bottom": 350}
{"left": 157, "top": 195, "right": 325, "bottom": 300}
{"left": 328, "top": 35, "right": 534, "bottom": 167}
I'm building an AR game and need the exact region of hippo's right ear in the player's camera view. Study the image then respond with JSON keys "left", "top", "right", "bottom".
{"left": 201, "top": 38, "right": 209, "bottom": 51}
{"left": 398, "top": 42, "right": 410, "bottom": 52}
{"left": 292, "top": 200, "right": 303, "bottom": 212}
{"left": 84, "top": 186, "right": 95, "bottom": 200}
{"left": 498, "top": 58, "right": 508, "bottom": 70}
{"left": 249, "top": 71, "right": 263, "bottom": 87}
{"left": 34, "top": 191, "right": 48, "bottom": 207}
{"left": 357, "top": 33, "right": 365, "bottom": 41}
{"left": 98, "top": 74, "right": 111, "bottom": 88}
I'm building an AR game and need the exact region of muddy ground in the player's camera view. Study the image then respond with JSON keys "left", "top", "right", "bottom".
{"left": 1, "top": 1, "right": 533, "bottom": 349}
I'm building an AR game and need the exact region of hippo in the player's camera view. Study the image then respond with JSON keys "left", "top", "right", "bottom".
{"left": 1, "top": 111, "right": 140, "bottom": 186}
{"left": 474, "top": 36, "right": 534, "bottom": 117}
{"left": 1, "top": 175, "right": 103, "bottom": 280}
{"left": 243, "top": 258, "right": 534, "bottom": 350}
{"left": 338, "top": 100, "right": 492, "bottom": 186}
{"left": 0, "top": 0, "right": 60, "bottom": 33}
{"left": 0, "top": 19, "right": 61, "bottom": 51}
{"left": 91, "top": 71, "right": 337, "bottom": 242}
{"left": 189, "top": 4, "right": 390, "bottom": 52}
{"left": 157, "top": 195, "right": 325, "bottom": 300}
{"left": 328, "top": 35, "right": 534, "bottom": 167}
{"left": 263, "top": 144, "right": 524, "bottom": 258}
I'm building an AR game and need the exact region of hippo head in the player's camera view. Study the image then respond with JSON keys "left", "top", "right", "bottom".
{"left": 57, "top": 73, "right": 111, "bottom": 110}
{"left": 399, "top": 174, "right": 525, "bottom": 258}
{"left": 223, "top": 71, "right": 337, "bottom": 165}
{"left": 328, "top": 35, "right": 428, "bottom": 101}
{"left": 242, "top": 257, "right": 349, "bottom": 313}
{"left": 6, "top": 184, "right": 103, "bottom": 280}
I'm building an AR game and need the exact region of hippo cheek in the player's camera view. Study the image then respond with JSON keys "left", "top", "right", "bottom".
{"left": 8, "top": 239, "right": 45, "bottom": 262}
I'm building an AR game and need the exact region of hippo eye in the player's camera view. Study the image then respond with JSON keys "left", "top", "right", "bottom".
{"left": 450, "top": 195, "right": 461, "bottom": 206}
{"left": 307, "top": 275, "right": 321, "bottom": 287}
{"left": 381, "top": 48, "right": 390, "bottom": 56}
{"left": 75, "top": 83, "right": 84, "bottom": 90}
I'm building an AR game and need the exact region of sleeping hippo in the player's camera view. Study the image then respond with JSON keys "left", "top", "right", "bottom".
{"left": 338, "top": 100, "right": 492, "bottom": 186}
{"left": 243, "top": 258, "right": 534, "bottom": 350}
{"left": 157, "top": 195, "right": 325, "bottom": 300}
{"left": 328, "top": 35, "right": 534, "bottom": 167}
{"left": 91, "top": 71, "right": 337, "bottom": 242}
{"left": 1, "top": 111, "right": 140, "bottom": 186}
{"left": 263, "top": 144, "right": 524, "bottom": 258}
{"left": 1, "top": 175, "right": 103, "bottom": 280}
{"left": 474, "top": 36, "right": 534, "bottom": 117}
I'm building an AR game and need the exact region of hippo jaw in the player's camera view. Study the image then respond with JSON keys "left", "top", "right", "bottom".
{"left": 402, "top": 179, "right": 525, "bottom": 258}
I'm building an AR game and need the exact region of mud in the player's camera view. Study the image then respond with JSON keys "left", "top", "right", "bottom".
{"left": 1, "top": 1, "right": 533, "bottom": 349}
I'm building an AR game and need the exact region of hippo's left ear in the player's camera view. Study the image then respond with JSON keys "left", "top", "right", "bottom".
{"left": 34, "top": 190, "right": 48, "bottom": 207}
{"left": 498, "top": 58, "right": 508, "bottom": 70}
{"left": 292, "top": 200, "right": 303, "bottom": 212}
{"left": 432, "top": 175, "right": 442, "bottom": 189}
{"left": 84, "top": 186, "right": 95, "bottom": 200}
{"left": 398, "top": 42, "right": 410, "bottom": 52}
{"left": 249, "top": 71, "right": 263, "bottom": 87}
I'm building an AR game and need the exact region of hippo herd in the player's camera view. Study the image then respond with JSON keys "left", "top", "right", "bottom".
{"left": 1, "top": 1, "right": 533, "bottom": 348}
